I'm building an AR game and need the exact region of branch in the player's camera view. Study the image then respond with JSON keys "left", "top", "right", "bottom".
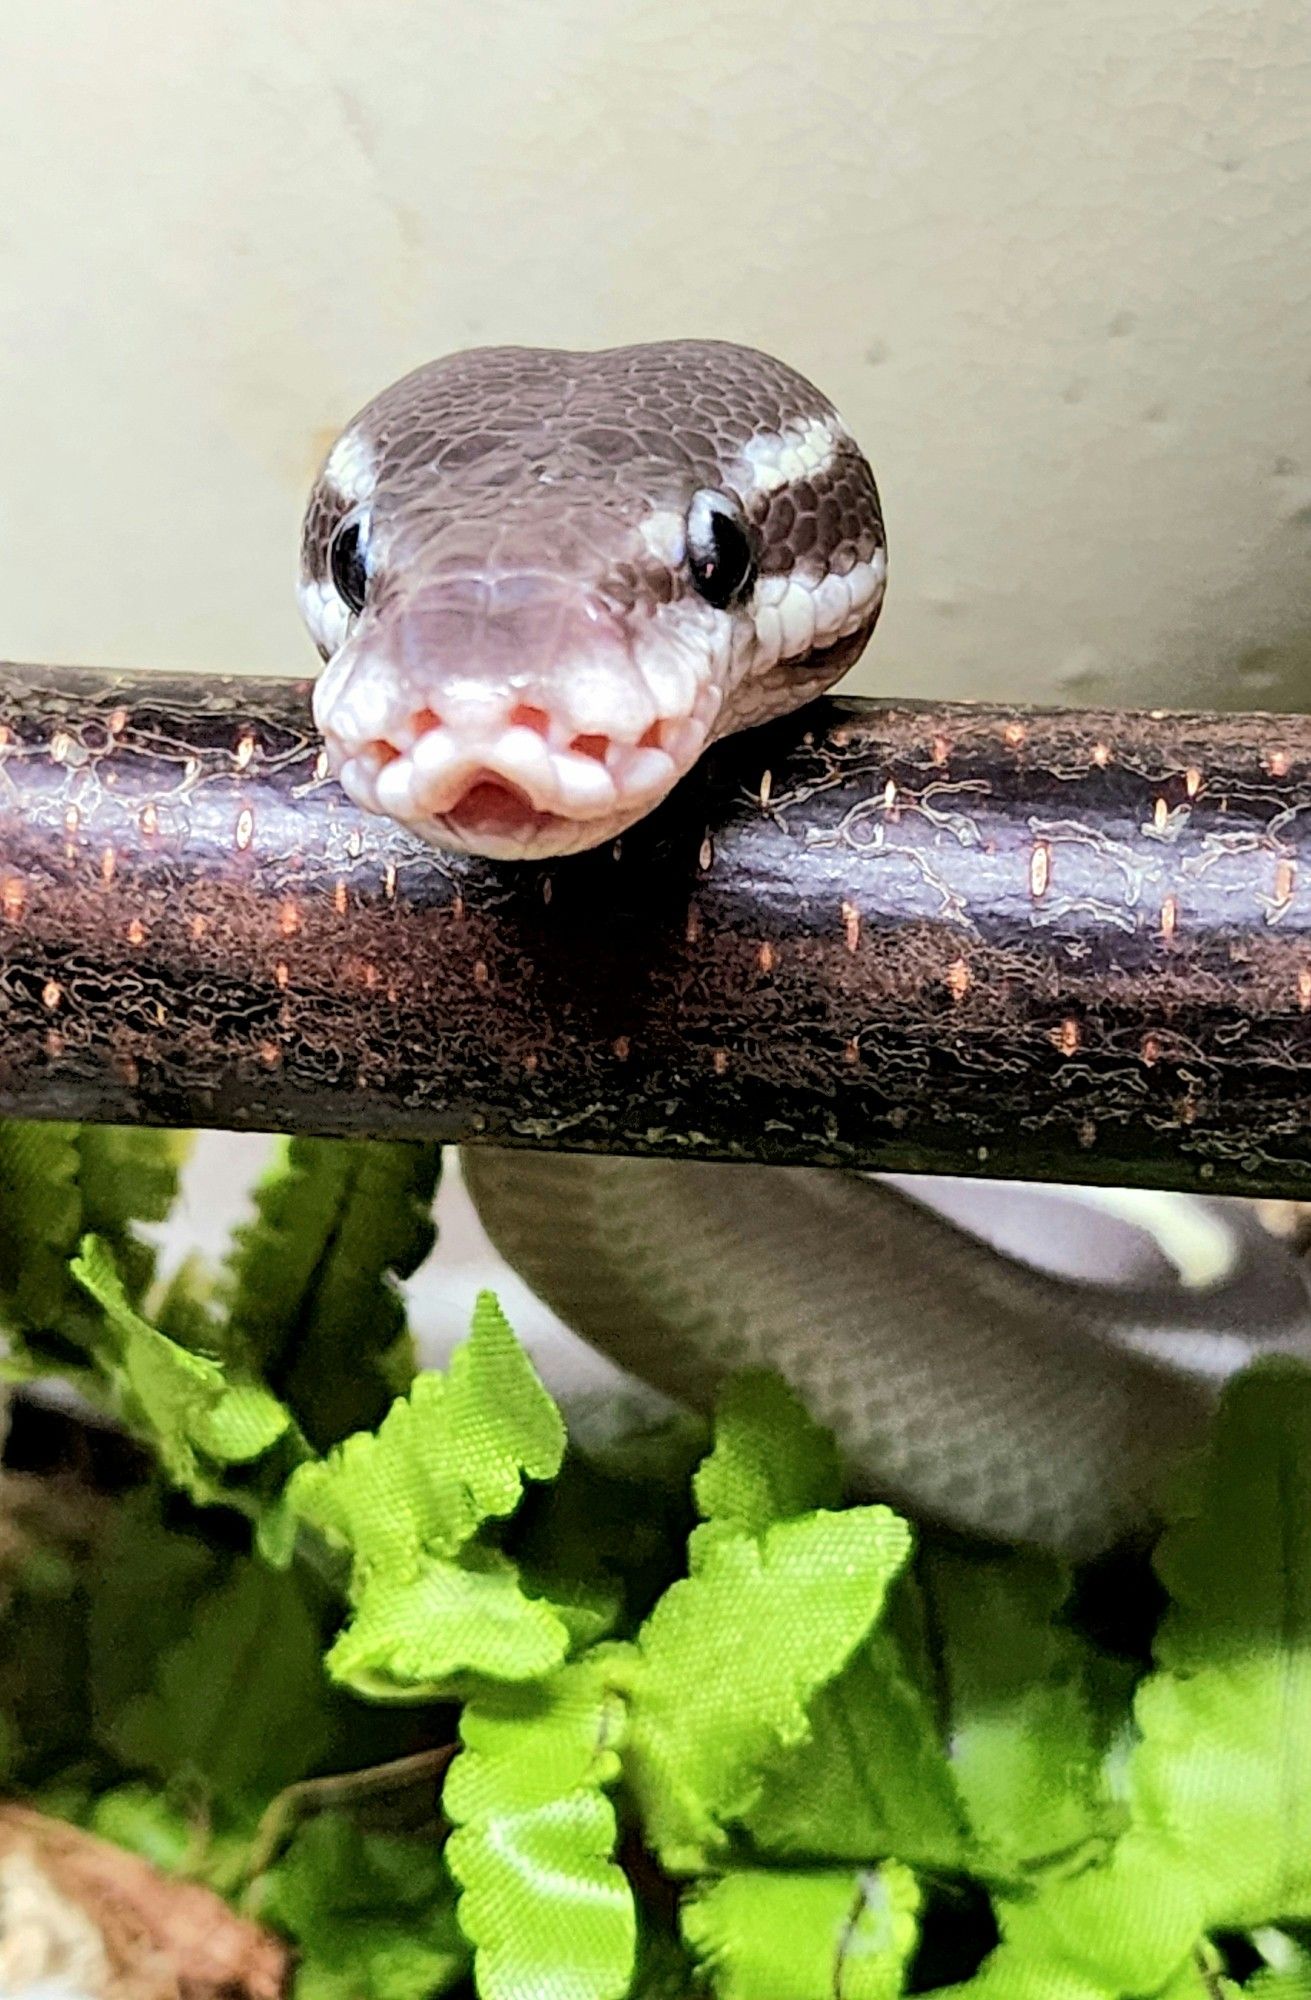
{"left": 1, "top": 662, "right": 1308, "bottom": 1197}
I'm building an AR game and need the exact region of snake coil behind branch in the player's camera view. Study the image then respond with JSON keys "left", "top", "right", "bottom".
{"left": 298, "top": 338, "right": 1311, "bottom": 1555}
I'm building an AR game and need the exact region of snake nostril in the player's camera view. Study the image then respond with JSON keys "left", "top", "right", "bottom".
{"left": 413, "top": 707, "right": 443, "bottom": 736}
{"left": 364, "top": 739, "right": 401, "bottom": 767}
{"left": 636, "top": 722, "right": 664, "bottom": 751}
{"left": 570, "top": 733, "right": 610, "bottom": 762}
{"left": 510, "top": 704, "right": 554, "bottom": 737}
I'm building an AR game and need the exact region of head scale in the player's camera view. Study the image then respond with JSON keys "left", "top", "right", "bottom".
{"left": 300, "top": 340, "right": 886, "bottom": 859}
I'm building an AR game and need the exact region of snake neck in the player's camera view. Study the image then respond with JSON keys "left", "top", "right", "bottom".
{"left": 459, "top": 1146, "right": 1311, "bottom": 1555}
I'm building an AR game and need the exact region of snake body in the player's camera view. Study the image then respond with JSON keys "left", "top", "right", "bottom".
{"left": 300, "top": 339, "right": 1311, "bottom": 1554}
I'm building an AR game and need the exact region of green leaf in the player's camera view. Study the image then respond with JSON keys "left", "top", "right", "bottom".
{"left": 682, "top": 1863, "right": 920, "bottom": 2000}
{"left": 72, "top": 1234, "right": 226, "bottom": 1491}
{"left": 188, "top": 1379, "right": 294, "bottom": 1464}
{"left": 946, "top": 1830, "right": 1203, "bottom": 1998}
{"left": 86, "top": 1783, "right": 254, "bottom": 1897}
{"left": 72, "top": 1232, "right": 297, "bottom": 1505}
{"left": 325, "top": 1548, "right": 569, "bottom": 1698}
{"left": 0, "top": 1479, "right": 99, "bottom": 1788}
{"left": 0, "top": 1120, "right": 186, "bottom": 1367}
{"left": 946, "top": 1363, "right": 1311, "bottom": 1999}
{"left": 693, "top": 1371, "right": 842, "bottom": 1535}
{"left": 0, "top": 1121, "right": 81, "bottom": 1333}
{"left": 74, "top": 1124, "right": 191, "bottom": 1303}
{"left": 509, "top": 1444, "right": 694, "bottom": 1652}
{"left": 88, "top": 1781, "right": 208, "bottom": 1875}
{"left": 1151, "top": 1957, "right": 1241, "bottom": 2000}
{"left": 279, "top": 1295, "right": 567, "bottom": 1696}
{"left": 1128, "top": 1362, "right": 1311, "bottom": 1931}
{"left": 745, "top": 1604, "right": 971, "bottom": 1872}
{"left": 444, "top": 1655, "right": 635, "bottom": 2000}
{"left": 87, "top": 1493, "right": 329, "bottom": 1826}
{"left": 1248, "top": 1973, "right": 1311, "bottom": 1998}
{"left": 923, "top": 1545, "right": 1126, "bottom": 1879}
{"left": 623, "top": 1506, "right": 913, "bottom": 1872}
{"left": 89, "top": 1491, "right": 225, "bottom": 1741}
{"left": 218, "top": 1135, "right": 440, "bottom": 1447}
{"left": 278, "top": 1293, "right": 565, "bottom": 1585}
{"left": 258, "top": 1811, "right": 467, "bottom": 2000}
{"left": 108, "top": 1558, "right": 332, "bottom": 1808}
{"left": 444, "top": 1292, "right": 569, "bottom": 1517}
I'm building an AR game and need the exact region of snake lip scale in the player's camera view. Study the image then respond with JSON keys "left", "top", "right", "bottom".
{"left": 299, "top": 338, "right": 1311, "bottom": 1554}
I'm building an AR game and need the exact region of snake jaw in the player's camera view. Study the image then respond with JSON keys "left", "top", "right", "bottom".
{"left": 314, "top": 628, "right": 721, "bottom": 858}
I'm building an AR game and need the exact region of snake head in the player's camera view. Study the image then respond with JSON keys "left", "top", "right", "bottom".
{"left": 299, "top": 341, "right": 886, "bottom": 860}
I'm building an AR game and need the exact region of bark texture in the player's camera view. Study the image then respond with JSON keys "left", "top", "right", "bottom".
{"left": 0, "top": 662, "right": 1309, "bottom": 1196}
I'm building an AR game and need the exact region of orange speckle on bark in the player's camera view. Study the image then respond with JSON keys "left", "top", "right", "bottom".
{"left": 1054, "top": 1017, "right": 1080, "bottom": 1056}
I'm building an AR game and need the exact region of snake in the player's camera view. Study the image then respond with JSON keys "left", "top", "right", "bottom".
{"left": 297, "top": 339, "right": 1311, "bottom": 1556}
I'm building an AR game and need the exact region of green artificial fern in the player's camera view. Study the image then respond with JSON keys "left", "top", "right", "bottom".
{"left": 445, "top": 1655, "right": 635, "bottom": 2000}
{"left": 0, "top": 1113, "right": 1309, "bottom": 1999}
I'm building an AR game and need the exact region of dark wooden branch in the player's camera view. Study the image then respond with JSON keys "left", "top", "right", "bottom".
{"left": 1, "top": 661, "right": 1309, "bottom": 1197}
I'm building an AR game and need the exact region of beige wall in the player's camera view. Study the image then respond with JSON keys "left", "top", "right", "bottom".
{"left": 2, "top": 0, "right": 1308, "bottom": 712}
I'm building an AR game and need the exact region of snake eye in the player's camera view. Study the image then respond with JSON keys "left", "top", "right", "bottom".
{"left": 686, "top": 489, "right": 756, "bottom": 609}
{"left": 329, "top": 515, "right": 370, "bottom": 615}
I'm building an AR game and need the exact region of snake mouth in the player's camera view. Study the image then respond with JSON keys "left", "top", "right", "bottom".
{"left": 322, "top": 697, "right": 718, "bottom": 859}
{"left": 435, "top": 774, "right": 569, "bottom": 850}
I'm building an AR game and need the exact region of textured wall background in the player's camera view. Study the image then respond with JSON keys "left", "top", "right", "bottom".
{"left": 1, "top": 0, "right": 1308, "bottom": 711}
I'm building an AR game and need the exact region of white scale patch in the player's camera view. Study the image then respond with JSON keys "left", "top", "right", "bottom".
{"left": 639, "top": 508, "right": 687, "bottom": 567}
{"left": 749, "top": 550, "right": 887, "bottom": 670}
{"left": 323, "top": 425, "right": 378, "bottom": 509}
{"left": 299, "top": 576, "right": 353, "bottom": 660}
{"left": 734, "top": 412, "right": 846, "bottom": 501}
